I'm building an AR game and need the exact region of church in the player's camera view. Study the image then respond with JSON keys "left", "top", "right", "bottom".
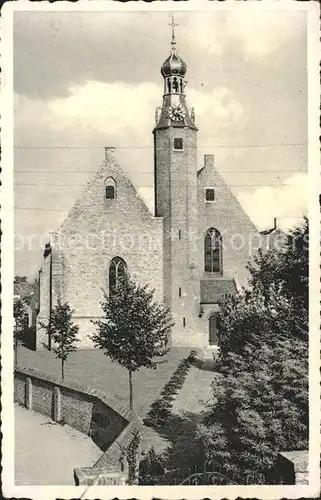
{"left": 36, "top": 22, "right": 260, "bottom": 353}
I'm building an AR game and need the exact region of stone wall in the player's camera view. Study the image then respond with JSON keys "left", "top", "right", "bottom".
{"left": 14, "top": 366, "right": 143, "bottom": 485}
{"left": 36, "top": 246, "right": 65, "bottom": 349}
{"left": 277, "top": 450, "right": 309, "bottom": 485}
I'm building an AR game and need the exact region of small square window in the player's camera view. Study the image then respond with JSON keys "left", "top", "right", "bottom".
{"left": 205, "top": 188, "right": 215, "bottom": 202}
{"left": 173, "top": 138, "right": 183, "bottom": 150}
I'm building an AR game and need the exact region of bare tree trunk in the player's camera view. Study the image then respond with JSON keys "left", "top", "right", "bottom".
{"left": 129, "top": 370, "right": 133, "bottom": 410}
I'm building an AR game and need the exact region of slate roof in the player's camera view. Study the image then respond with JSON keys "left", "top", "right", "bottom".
{"left": 200, "top": 278, "right": 237, "bottom": 304}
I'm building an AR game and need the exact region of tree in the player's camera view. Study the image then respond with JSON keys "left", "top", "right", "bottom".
{"left": 40, "top": 300, "right": 80, "bottom": 379}
{"left": 91, "top": 276, "right": 173, "bottom": 411}
{"left": 14, "top": 275, "right": 28, "bottom": 284}
{"left": 248, "top": 216, "right": 308, "bottom": 333}
{"left": 13, "top": 297, "right": 28, "bottom": 365}
{"left": 197, "top": 219, "right": 309, "bottom": 484}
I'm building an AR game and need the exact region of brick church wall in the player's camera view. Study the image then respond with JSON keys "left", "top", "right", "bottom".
{"left": 194, "top": 155, "right": 261, "bottom": 349}
{"left": 41, "top": 148, "right": 164, "bottom": 346}
{"left": 198, "top": 155, "right": 261, "bottom": 287}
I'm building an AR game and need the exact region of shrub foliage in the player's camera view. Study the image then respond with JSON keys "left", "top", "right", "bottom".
{"left": 197, "top": 219, "right": 309, "bottom": 484}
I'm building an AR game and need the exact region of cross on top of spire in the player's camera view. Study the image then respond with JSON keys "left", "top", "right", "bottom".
{"left": 168, "top": 13, "right": 178, "bottom": 52}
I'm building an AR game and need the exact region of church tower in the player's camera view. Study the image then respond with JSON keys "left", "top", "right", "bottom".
{"left": 153, "top": 16, "right": 200, "bottom": 345}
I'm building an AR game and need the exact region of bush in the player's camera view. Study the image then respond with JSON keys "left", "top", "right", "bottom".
{"left": 187, "top": 349, "right": 198, "bottom": 362}
{"left": 145, "top": 350, "right": 196, "bottom": 427}
{"left": 139, "top": 446, "right": 165, "bottom": 485}
{"left": 161, "top": 386, "right": 178, "bottom": 397}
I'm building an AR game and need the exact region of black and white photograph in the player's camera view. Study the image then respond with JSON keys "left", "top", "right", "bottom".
{"left": 1, "top": 1, "right": 320, "bottom": 498}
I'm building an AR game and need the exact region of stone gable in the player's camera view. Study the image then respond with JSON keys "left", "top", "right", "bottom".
{"left": 197, "top": 155, "right": 261, "bottom": 287}
{"left": 38, "top": 149, "right": 164, "bottom": 347}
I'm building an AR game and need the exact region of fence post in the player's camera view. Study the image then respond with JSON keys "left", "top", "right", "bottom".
{"left": 26, "top": 377, "right": 32, "bottom": 409}
{"left": 53, "top": 386, "right": 61, "bottom": 422}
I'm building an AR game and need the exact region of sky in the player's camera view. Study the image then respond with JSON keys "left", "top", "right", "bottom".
{"left": 13, "top": 8, "right": 308, "bottom": 279}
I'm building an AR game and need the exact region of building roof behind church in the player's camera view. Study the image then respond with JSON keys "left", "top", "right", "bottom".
{"left": 14, "top": 281, "right": 35, "bottom": 299}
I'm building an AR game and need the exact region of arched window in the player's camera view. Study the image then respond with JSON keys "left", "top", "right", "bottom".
{"left": 105, "top": 177, "right": 116, "bottom": 200}
{"left": 204, "top": 228, "right": 222, "bottom": 273}
{"left": 208, "top": 313, "right": 219, "bottom": 346}
{"left": 109, "top": 257, "right": 127, "bottom": 294}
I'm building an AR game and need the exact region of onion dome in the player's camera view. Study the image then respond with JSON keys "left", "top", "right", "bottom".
{"left": 161, "top": 52, "right": 187, "bottom": 78}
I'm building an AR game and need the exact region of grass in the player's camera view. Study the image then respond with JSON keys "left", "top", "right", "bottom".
{"left": 17, "top": 345, "right": 192, "bottom": 418}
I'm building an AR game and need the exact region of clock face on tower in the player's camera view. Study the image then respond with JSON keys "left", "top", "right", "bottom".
{"left": 168, "top": 104, "right": 186, "bottom": 122}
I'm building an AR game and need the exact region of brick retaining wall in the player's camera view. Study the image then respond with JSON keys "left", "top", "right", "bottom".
{"left": 14, "top": 366, "right": 143, "bottom": 484}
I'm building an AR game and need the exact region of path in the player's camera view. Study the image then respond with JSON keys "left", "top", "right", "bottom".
{"left": 171, "top": 363, "right": 215, "bottom": 417}
{"left": 15, "top": 404, "right": 102, "bottom": 485}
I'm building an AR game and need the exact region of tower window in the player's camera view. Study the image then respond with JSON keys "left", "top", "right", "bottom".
{"left": 183, "top": 317, "right": 186, "bottom": 327}
{"left": 178, "top": 229, "right": 181, "bottom": 240}
{"left": 173, "top": 138, "right": 183, "bottom": 150}
{"left": 205, "top": 188, "right": 215, "bottom": 202}
{"left": 204, "top": 228, "right": 223, "bottom": 274}
{"left": 105, "top": 177, "right": 116, "bottom": 200}
{"left": 179, "top": 287, "right": 182, "bottom": 297}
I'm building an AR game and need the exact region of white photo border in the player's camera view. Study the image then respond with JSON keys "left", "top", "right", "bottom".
{"left": 1, "top": 1, "right": 320, "bottom": 498}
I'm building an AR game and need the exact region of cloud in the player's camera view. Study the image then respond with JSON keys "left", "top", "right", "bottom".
{"left": 15, "top": 80, "right": 241, "bottom": 182}
{"left": 226, "top": 11, "right": 305, "bottom": 58}
{"left": 187, "top": 13, "right": 223, "bottom": 56}
{"left": 237, "top": 173, "right": 308, "bottom": 231}
{"left": 47, "top": 81, "right": 243, "bottom": 142}
{"left": 189, "top": 86, "right": 243, "bottom": 124}
{"left": 48, "top": 81, "right": 159, "bottom": 143}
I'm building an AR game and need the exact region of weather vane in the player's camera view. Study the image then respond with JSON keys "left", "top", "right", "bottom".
{"left": 168, "top": 13, "right": 178, "bottom": 52}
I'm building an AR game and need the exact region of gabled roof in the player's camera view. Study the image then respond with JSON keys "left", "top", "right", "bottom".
{"left": 197, "top": 166, "right": 205, "bottom": 177}
{"left": 260, "top": 227, "right": 287, "bottom": 236}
